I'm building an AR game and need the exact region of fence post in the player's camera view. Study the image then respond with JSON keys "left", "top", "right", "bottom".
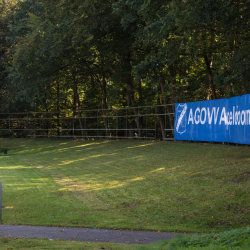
{"left": 34, "top": 113, "right": 36, "bottom": 138}
{"left": 50, "top": 113, "right": 53, "bottom": 141}
{"left": 164, "top": 105, "right": 167, "bottom": 141}
{"left": 84, "top": 118, "right": 86, "bottom": 138}
{"left": 146, "top": 108, "right": 148, "bottom": 140}
{"left": 97, "top": 110, "right": 99, "bottom": 140}
{"left": 43, "top": 114, "right": 45, "bottom": 139}
{"left": 26, "top": 113, "right": 29, "bottom": 138}
{"left": 137, "top": 107, "right": 140, "bottom": 139}
{"left": 59, "top": 114, "right": 61, "bottom": 140}
{"left": 126, "top": 109, "right": 128, "bottom": 140}
{"left": 9, "top": 113, "right": 10, "bottom": 139}
{"left": 73, "top": 117, "right": 74, "bottom": 140}
{"left": 116, "top": 110, "right": 118, "bottom": 140}
{"left": 155, "top": 107, "right": 157, "bottom": 140}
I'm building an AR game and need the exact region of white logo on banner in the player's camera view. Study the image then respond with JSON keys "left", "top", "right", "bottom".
{"left": 176, "top": 103, "right": 187, "bottom": 134}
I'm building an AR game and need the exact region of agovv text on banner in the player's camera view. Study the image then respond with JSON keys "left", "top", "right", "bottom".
{"left": 174, "top": 94, "right": 250, "bottom": 144}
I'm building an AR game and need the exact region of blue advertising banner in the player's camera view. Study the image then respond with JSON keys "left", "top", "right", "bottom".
{"left": 174, "top": 94, "right": 250, "bottom": 144}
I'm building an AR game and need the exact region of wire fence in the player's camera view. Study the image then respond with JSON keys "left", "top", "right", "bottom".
{"left": 0, "top": 105, "right": 175, "bottom": 141}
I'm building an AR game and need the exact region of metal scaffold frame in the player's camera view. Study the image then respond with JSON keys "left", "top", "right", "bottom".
{"left": 0, "top": 105, "right": 175, "bottom": 141}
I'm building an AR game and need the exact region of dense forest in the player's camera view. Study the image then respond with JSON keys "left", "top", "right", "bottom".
{"left": 0, "top": 0, "right": 249, "bottom": 114}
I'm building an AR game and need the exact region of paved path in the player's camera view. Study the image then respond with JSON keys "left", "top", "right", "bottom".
{"left": 0, "top": 225, "right": 179, "bottom": 244}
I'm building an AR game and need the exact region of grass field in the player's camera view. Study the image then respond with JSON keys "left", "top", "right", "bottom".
{"left": 0, "top": 237, "right": 135, "bottom": 250}
{"left": 131, "top": 227, "right": 250, "bottom": 250}
{"left": 0, "top": 138, "right": 249, "bottom": 233}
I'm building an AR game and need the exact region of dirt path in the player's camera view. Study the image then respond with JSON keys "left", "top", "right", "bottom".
{"left": 0, "top": 224, "right": 180, "bottom": 244}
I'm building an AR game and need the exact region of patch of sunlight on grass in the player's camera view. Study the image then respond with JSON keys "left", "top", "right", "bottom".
{"left": 57, "top": 153, "right": 117, "bottom": 166}
{"left": 54, "top": 175, "right": 145, "bottom": 191}
{"left": 182, "top": 172, "right": 193, "bottom": 175}
{"left": 0, "top": 166, "right": 34, "bottom": 169}
{"left": 106, "top": 177, "right": 145, "bottom": 189}
{"left": 150, "top": 168, "right": 165, "bottom": 173}
{"left": 6, "top": 184, "right": 28, "bottom": 186}
{"left": 71, "top": 142, "right": 105, "bottom": 148}
{"left": 0, "top": 156, "right": 10, "bottom": 159}
{"left": 127, "top": 143, "right": 154, "bottom": 149}
{"left": 10, "top": 186, "right": 35, "bottom": 190}
{"left": 131, "top": 177, "right": 144, "bottom": 181}
{"left": 169, "top": 165, "right": 184, "bottom": 171}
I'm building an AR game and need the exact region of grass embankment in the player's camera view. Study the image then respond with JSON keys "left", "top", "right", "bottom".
{"left": 0, "top": 237, "right": 134, "bottom": 250}
{"left": 0, "top": 139, "right": 249, "bottom": 233}
{"left": 132, "top": 227, "right": 250, "bottom": 250}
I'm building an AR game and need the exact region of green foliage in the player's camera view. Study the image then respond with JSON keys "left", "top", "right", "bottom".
{"left": 0, "top": 0, "right": 249, "bottom": 117}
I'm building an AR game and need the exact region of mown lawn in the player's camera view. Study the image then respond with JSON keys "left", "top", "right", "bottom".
{"left": 131, "top": 227, "right": 250, "bottom": 250}
{"left": 0, "top": 139, "right": 249, "bottom": 233}
{"left": 0, "top": 237, "right": 135, "bottom": 250}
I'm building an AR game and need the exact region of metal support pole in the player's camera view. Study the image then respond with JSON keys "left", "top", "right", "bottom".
{"left": 27, "top": 113, "right": 29, "bottom": 138}
{"left": 9, "top": 114, "right": 10, "bottom": 139}
{"left": 84, "top": 118, "right": 86, "bottom": 138}
{"left": 155, "top": 107, "right": 157, "bottom": 140}
{"left": 146, "top": 108, "right": 148, "bottom": 139}
{"left": 60, "top": 117, "right": 62, "bottom": 140}
{"left": 34, "top": 113, "right": 36, "bottom": 138}
{"left": 126, "top": 109, "right": 128, "bottom": 140}
{"left": 164, "top": 105, "right": 167, "bottom": 141}
{"left": 43, "top": 114, "right": 45, "bottom": 139}
{"left": 116, "top": 110, "right": 118, "bottom": 140}
{"left": 73, "top": 118, "right": 74, "bottom": 140}
{"left": 137, "top": 108, "right": 140, "bottom": 140}
{"left": 50, "top": 113, "right": 53, "bottom": 141}
{"left": 97, "top": 110, "right": 99, "bottom": 140}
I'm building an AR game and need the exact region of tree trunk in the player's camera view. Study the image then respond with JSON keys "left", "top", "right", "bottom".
{"left": 73, "top": 74, "right": 84, "bottom": 138}
{"left": 44, "top": 87, "right": 49, "bottom": 136}
{"left": 159, "top": 74, "right": 174, "bottom": 132}
{"left": 157, "top": 98, "right": 165, "bottom": 140}
{"left": 203, "top": 30, "right": 217, "bottom": 100}
{"left": 99, "top": 65, "right": 110, "bottom": 137}
{"left": 204, "top": 55, "right": 217, "bottom": 99}
{"left": 169, "top": 65, "right": 176, "bottom": 108}
{"left": 56, "top": 80, "right": 60, "bottom": 136}
{"left": 124, "top": 53, "right": 141, "bottom": 138}
{"left": 138, "top": 79, "right": 144, "bottom": 137}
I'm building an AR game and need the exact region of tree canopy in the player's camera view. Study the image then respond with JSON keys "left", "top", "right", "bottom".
{"left": 0, "top": 0, "right": 249, "bottom": 113}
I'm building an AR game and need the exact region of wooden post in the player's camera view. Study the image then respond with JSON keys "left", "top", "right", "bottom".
{"left": 155, "top": 107, "right": 157, "bottom": 140}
